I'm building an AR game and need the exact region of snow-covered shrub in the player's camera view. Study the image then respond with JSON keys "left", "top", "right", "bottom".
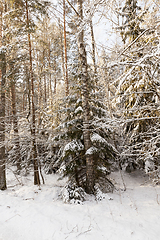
{"left": 61, "top": 182, "right": 86, "bottom": 204}
{"left": 145, "top": 158, "right": 160, "bottom": 184}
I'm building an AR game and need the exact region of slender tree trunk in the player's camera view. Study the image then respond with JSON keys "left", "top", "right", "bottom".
{"left": 25, "top": 0, "right": 40, "bottom": 185}
{"left": 22, "top": 79, "right": 25, "bottom": 113}
{"left": 43, "top": 49, "right": 47, "bottom": 105}
{"left": 26, "top": 66, "right": 31, "bottom": 118}
{"left": 44, "top": 74, "right": 47, "bottom": 104}
{"left": 53, "top": 59, "right": 57, "bottom": 94}
{"left": 37, "top": 78, "right": 42, "bottom": 126}
{"left": 0, "top": 3, "right": 6, "bottom": 190}
{"left": 90, "top": 20, "right": 97, "bottom": 76}
{"left": 77, "top": 0, "right": 95, "bottom": 194}
{"left": 35, "top": 51, "right": 42, "bottom": 126}
{"left": 48, "top": 40, "right": 53, "bottom": 108}
{"left": 10, "top": 80, "right": 21, "bottom": 173}
{"left": 0, "top": 51, "right": 6, "bottom": 190}
{"left": 63, "top": 0, "right": 69, "bottom": 96}
{"left": 5, "top": 85, "right": 11, "bottom": 127}
{"left": 59, "top": 19, "right": 65, "bottom": 82}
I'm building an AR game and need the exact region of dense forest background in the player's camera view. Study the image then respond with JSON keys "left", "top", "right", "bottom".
{"left": 0, "top": 0, "right": 159, "bottom": 200}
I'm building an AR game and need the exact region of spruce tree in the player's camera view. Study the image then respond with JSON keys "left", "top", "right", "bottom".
{"left": 51, "top": 64, "right": 117, "bottom": 200}
{"left": 112, "top": 2, "right": 160, "bottom": 174}
{"left": 120, "top": 0, "right": 144, "bottom": 44}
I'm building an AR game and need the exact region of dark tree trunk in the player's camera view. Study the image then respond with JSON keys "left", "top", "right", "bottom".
{"left": 90, "top": 20, "right": 97, "bottom": 76}
{"left": 0, "top": 52, "right": 6, "bottom": 190}
{"left": 0, "top": 3, "right": 6, "bottom": 191}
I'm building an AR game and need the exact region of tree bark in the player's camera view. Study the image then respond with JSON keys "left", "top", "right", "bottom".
{"left": 25, "top": 0, "right": 40, "bottom": 185}
{"left": 63, "top": 0, "right": 69, "bottom": 96}
{"left": 53, "top": 59, "right": 57, "bottom": 94}
{"left": 0, "top": 2, "right": 6, "bottom": 190}
{"left": 90, "top": 20, "right": 97, "bottom": 76}
{"left": 22, "top": 79, "right": 25, "bottom": 113}
{"left": 43, "top": 49, "right": 47, "bottom": 105}
{"left": 48, "top": 40, "right": 53, "bottom": 108}
{"left": 0, "top": 51, "right": 6, "bottom": 190}
{"left": 77, "top": 0, "right": 95, "bottom": 194}
{"left": 59, "top": 19, "right": 65, "bottom": 83}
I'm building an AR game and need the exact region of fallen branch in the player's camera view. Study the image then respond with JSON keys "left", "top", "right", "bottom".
{"left": 76, "top": 229, "right": 92, "bottom": 238}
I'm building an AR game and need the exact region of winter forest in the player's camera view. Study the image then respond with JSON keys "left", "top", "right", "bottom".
{"left": 0, "top": 0, "right": 160, "bottom": 196}
{"left": 0, "top": 0, "right": 160, "bottom": 239}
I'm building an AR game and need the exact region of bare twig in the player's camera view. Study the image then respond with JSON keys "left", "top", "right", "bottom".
{"left": 76, "top": 229, "right": 92, "bottom": 238}
{"left": 5, "top": 214, "right": 21, "bottom": 222}
{"left": 154, "top": 187, "right": 160, "bottom": 205}
{"left": 23, "top": 198, "right": 34, "bottom": 200}
{"left": 7, "top": 166, "right": 23, "bottom": 186}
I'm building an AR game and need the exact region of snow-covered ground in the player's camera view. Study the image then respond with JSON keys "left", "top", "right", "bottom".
{"left": 0, "top": 169, "right": 160, "bottom": 240}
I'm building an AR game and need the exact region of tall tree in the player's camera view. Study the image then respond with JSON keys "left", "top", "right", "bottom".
{"left": 77, "top": 0, "right": 95, "bottom": 194}
{"left": 63, "top": 0, "right": 69, "bottom": 96}
{"left": 25, "top": 0, "right": 40, "bottom": 185}
{"left": 0, "top": 1, "right": 6, "bottom": 190}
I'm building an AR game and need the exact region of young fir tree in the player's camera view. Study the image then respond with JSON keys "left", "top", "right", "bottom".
{"left": 50, "top": 59, "right": 117, "bottom": 201}
{"left": 45, "top": 0, "right": 117, "bottom": 200}
{"left": 119, "top": 0, "right": 145, "bottom": 44}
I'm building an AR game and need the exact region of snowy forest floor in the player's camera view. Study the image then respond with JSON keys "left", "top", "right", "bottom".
{"left": 0, "top": 168, "right": 160, "bottom": 240}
